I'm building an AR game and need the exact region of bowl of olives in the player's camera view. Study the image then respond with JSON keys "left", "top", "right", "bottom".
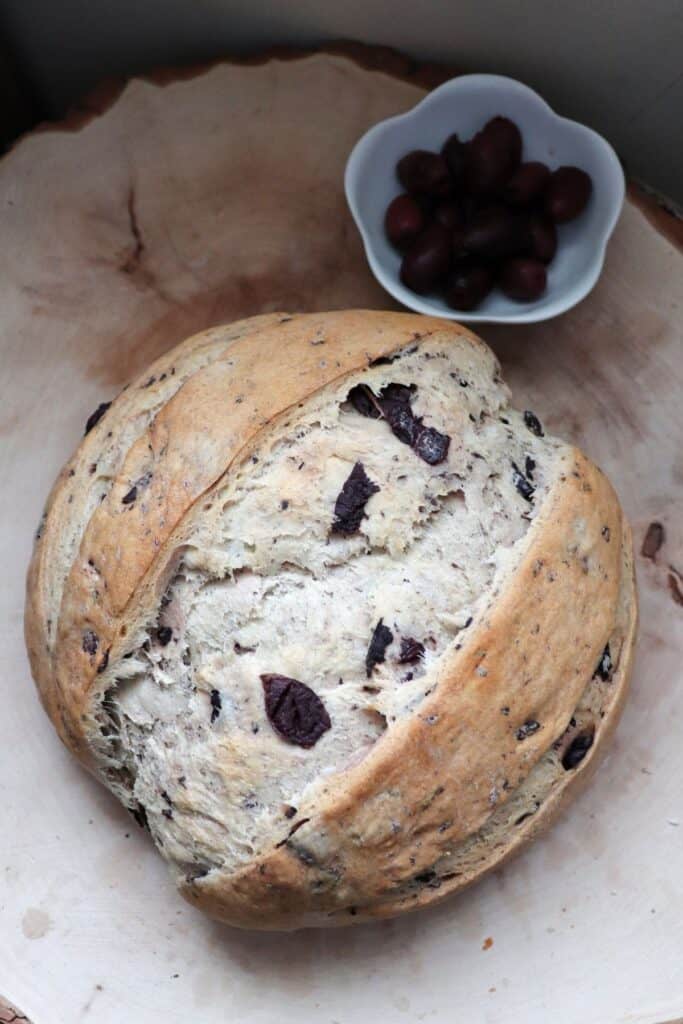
{"left": 345, "top": 74, "right": 624, "bottom": 322}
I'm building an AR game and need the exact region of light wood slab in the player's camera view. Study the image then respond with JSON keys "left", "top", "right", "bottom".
{"left": 0, "top": 50, "right": 681, "bottom": 1024}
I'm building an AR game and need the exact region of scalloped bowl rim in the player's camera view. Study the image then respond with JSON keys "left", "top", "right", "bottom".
{"left": 345, "top": 74, "right": 625, "bottom": 324}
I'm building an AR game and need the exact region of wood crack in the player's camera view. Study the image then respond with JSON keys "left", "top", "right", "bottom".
{"left": 121, "top": 186, "right": 144, "bottom": 274}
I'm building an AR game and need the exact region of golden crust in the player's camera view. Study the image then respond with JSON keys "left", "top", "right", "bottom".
{"left": 25, "top": 311, "right": 636, "bottom": 929}
{"left": 31, "top": 311, "right": 484, "bottom": 759}
{"left": 182, "top": 456, "right": 634, "bottom": 928}
{"left": 24, "top": 313, "right": 284, "bottom": 727}
{"left": 350, "top": 516, "right": 638, "bottom": 925}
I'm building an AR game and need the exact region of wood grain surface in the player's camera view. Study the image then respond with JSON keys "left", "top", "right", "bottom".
{"left": 0, "top": 46, "right": 681, "bottom": 1024}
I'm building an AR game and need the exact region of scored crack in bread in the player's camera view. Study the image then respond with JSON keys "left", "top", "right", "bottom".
{"left": 26, "top": 313, "right": 284, "bottom": 718}
{"left": 340, "top": 523, "right": 636, "bottom": 922}
{"left": 24, "top": 310, "right": 637, "bottom": 930}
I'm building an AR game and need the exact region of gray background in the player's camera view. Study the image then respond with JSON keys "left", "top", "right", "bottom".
{"left": 2, "top": 0, "right": 682, "bottom": 200}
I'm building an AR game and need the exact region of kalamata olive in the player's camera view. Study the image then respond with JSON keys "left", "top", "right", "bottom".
{"left": 414, "top": 194, "right": 436, "bottom": 218}
{"left": 465, "top": 116, "right": 522, "bottom": 195}
{"left": 503, "top": 161, "right": 550, "bottom": 206}
{"left": 445, "top": 266, "right": 494, "bottom": 311}
{"left": 465, "top": 137, "right": 514, "bottom": 197}
{"left": 500, "top": 258, "right": 547, "bottom": 301}
{"left": 400, "top": 223, "right": 451, "bottom": 293}
{"left": 396, "top": 150, "right": 452, "bottom": 198}
{"left": 460, "top": 194, "right": 481, "bottom": 223}
{"left": 384, "top": 194, "right": 425, "bottom": 249}
{"left": 483, "top": 116, "right": 523, "bottom": 166}
{"left": 527, "top": 214, "right": 557, "bottom": 263}
{"left": 451, "top": 227, "right": 475, "bottom": 272}
{"left": 433, "top": 201, "right": 463, "bottom": 230}
{"left": 463, "top": 206, "right": 529, "bottom": 260}
{"left": 464, "top": 132, "right": 505, "bottom": 196}
{"left": 441, "top": 133, "right": 466, "bottom": 187}
{"left": 543, "top": 166, "right": 593, "bottom": 222}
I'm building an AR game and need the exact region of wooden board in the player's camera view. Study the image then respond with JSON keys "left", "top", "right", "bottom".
{"left": 0, "top": 50, "right": 682, "bottom": 1024}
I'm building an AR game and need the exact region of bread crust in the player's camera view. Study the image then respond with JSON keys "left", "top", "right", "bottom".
{"left": 25, "top": 313, "right": 284, "bottom": 721}
{"left": 29, "top": 312, "right": 487, "bottom": 758}
{"left": 182, "top": 461, "right": 634, "bottom": 929}
{"left": 24, "top": 311, "right": 636, "bottom": 930}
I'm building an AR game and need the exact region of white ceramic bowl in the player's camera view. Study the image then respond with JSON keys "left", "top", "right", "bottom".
{"left": 345, "top": 74, "right": 625, "bottom": 323}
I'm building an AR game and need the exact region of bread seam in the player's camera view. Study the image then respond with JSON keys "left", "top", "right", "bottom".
{"left": 25, "top": 314, "right": 288, "bottom": 715}
{"left": 180, "top": 444, "right": 624, "bottom": 927}
{"left": 335, "top": 517, "right": 637, "bottom": 924}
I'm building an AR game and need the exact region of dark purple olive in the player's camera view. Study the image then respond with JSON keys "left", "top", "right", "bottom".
{"left": 463, "top": 206, "right": 529, "bottom": 260}
{"left": 441, "top": 133, "right": 466, "bottom": 187}
{"left": 414, "top": 194, "right": 436, "bottom": 218}
{"left": 465, "top": 116, "right": 522, "bottom": 195}
{"left": 460, "top": 194, "right": 481, "bottom": 223}
{"left": 384, "top": 194, "right": 425, "bottom": 249}
{"left": 451, "top": 226, "right": 472, "bottom": 268}
{"left": 543, "top": 166, "right": 593, "bottom": 222}
{"left": 400, "top": 223, "right": 451, "bottom": 293}
{"left": 452, "top": 225, "right": 467, "bottom": 255}
{"left": 464, "top": 132, "right": 506, "bottom": 196}
{"left": 433, "top": 201, "right": 463, "bottom": 230}
{"left": 527, "top": 214, "right": 557, "bottom": 263}
{"left": 396, "top": 150, "right": 452, "bottom": 198}
{"left": 503, "top": 162, "right": 551, "bottom": 206}
{"left": 445, "top": 266, "right": 494, "bottom": 311}
{"left": 485, "top": 117, "right": 521, "bottom": 158}
{"left": 500, "top": 258, "right": 547, "bottom": 301}
{"left": 483, "top": 116, "right": 523, "bottom": 166}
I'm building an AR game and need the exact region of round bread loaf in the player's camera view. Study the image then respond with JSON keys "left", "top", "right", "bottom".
{"left": 25, "top": 310, "right": 637, "bottom": 930}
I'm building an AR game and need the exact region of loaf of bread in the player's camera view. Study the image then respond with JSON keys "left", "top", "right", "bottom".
{"left": 25, "top": 310, "right": 637, "bottom": 930}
